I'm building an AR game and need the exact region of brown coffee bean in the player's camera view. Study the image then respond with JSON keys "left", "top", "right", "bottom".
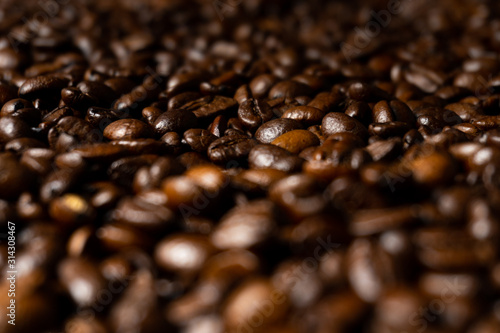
{"left": 322, "top": 112, "right": 369, "bottom": 140}
{"left": 349, "top": 206, "right": 417, "bottom": 236}
{"left": 207, "top": 135, "right": 257, "bottom": 164}
{"left": 238, "top": 98, "right": 273, "bottom": 130}
{"left": 410, "top": 149, "right": 456, "bottom": 187}
{"left": 18, "top": 75, "right": 69, "bottom": 100}
{"left": 155, "top": 234, "right": 215, "bottom": 275}
{"left": 58, "top": 257, "right": 106, "bottom": 307}
{"left": 104, "top": 119, "right": 152, "bottom": 140}
{"left": 281, "top": 105, "right": 324, "bottom": 126}
{"left": 365, "top": 137, "right": 403, "bottom": 162}
{"left": 269, "top": 80, "right": 312, "bottom": 100}
{"left": 211, "top": 200, "right": 277, "bottom": 250}
{"left": 255, "top": 119, "right": 303, "bottom": 144}
{"left": 154, "top": 109, "right": 198, "bottom": 135}
{"left": 250, "top": 74, "right": 278, "bottom": 98}
{"left": 269, "top": 174, "right": 326, "bottom": 220}
{"left": 0, "top": 116, "right": 33, "bottom": 142}
{"left": 112, "top": 196, "right": 174, "bottom": 230}
{"left": 191, "top": 95, "right": 237, "bottom": 119}
{"left": 97, "top": 223, "right": 152, "bottom": 251}
{"left": 183, "top": 129, "right": 217, "bottom": 153}
{"left": 223, "top": 278, "right": 288, "bottom": 331}
{"left": 271, "top": 129, "right": 320, "bottom": 154}
{"left": 249, "top": 144, "right": 303, "bottom": 172}
{"left": 49, "top": 193, "right": 95, "bottom": 226}
{"left": 184, "top": 164, "right": 228, "bottom": 193}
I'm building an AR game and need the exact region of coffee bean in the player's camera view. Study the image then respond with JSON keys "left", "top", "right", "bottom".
{"left": 223, "top": 278, "right": 288, "bottom": 330}
{"left": 155, "top": 234, "right": 215, "bottom": 275}
{"left": 112, "top": 196, "right": 174, "bottom": 230}
{"left": 207, "top": 135, "right": 257, "bottom": 164}
{"left": 250, "top": 74, "right": 278, "bottom": 98}
{"left": 168, "top": 92, "right": 203, "bottom": 110}
{"left": 255, "top": 118, "right": 303, "bottom": 144}
{"left": 191, "top": 95, "right": 238, "bottom": 119}
{"left": 154, "top": 109, "right": 198, "bottom": 135}
{"left": 104, "top": 119, "right": 152, "bottom": 140}
{"left": 281, "top": 105, "right": 324, "bottom": 126}
{"left": 322, "top": 112, "right": 369, "bottom": 140}
{"left": 269, "top": 80, "right": 312, "bottom": 100}
{"left": 237, "top": 98, "right": 273, "bottom": 130}
{"left": 269, "top": 174, "right": 326, "bottom": 220}
{"left": 183, "top": 129, "right": 217, "bottom": 153}
{"left": 58, "top": 257, "right": 106, "bottom": 307}
{"left": 249, "top": 144, "right": 303, "bottom": 172}
{"left": 410, "top": 149, "right": 456, "bottom": 187}
{"left": 350, "top": 206, "right": 417, "bottom": 236}
{"left": 18, "top": 75, "right": 69, "bottom": 100}
{"left": 49, "top": 193, "right": 95, "bottom": 226}
{"left": 0, "top": 116, "right": 33, "bottom": 142}
{"left": 211, "top": 200, "right": 277, "bottom": 250}
{"left": 271, "top": 129, "right": 320, "bottom": 154}
{"left": 85, "top": 107, "right": 120, "bottom": 128}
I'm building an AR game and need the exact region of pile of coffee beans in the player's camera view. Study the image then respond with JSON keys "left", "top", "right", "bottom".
{"left": 2, "top": 0, "right": 500, "bottom": 332}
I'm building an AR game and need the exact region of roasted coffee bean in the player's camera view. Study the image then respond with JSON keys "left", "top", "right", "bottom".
{"left": 192, "top": 95, "right": 238, "bottom": 119}
{"left": 60, "top": 87, "right": 96, "bottom": 110}
{"left": 269, "top": 80, "right": 312, "bottom": 100}
{"left": 344, "top": 100, "right": 372, "bottom": 125}
{"left": 5, "top": 137, "right": 46, "bottom": 153}
{"left": 112, "top": 196, "right": 174, "bottom": 230}
{"left": 281, "top": 105, "right": 324, "bottom": 126}
{"left": 49, "top": 193, "right": 95, "bottom": 226}
{"left": 271, "top": 129, "right": 320, "bottom": 154}
{"left": 211, "top": 200, "right": 277, "bottom": 250}
{"left": 365, "top": 137, "right": 403, "bottom": 162}
{"left": 0, "top": 116, "right": 33, "bottom": 142}
{"left": 154, "top": 109, "right": 198, "bottom": 136}
{"left": 20, "top": 148, "right": 55, "bottom": 175}
{"left": 269, "top": 174, "right": 326, "bottom": 220}
{"left": 1, "top": 98, "right": 33, "bottom": 115}
{"left": 322, "top": 112, "right": 369, "bottom": 140}
{"left": 238, "top": 98, "right": 273, "bottom": 130}
{"left": 142, "top": 106, "right": 163, "bottom": 126}
{"left": 255, "top": 118, "right": 303, "bottom": 144}
{"left": 77, "top": 80, "right": 119, "bottom": 107}
{"left": 223, "top": 278, "right": 288, "bottom": 331}
{"left": 250, "top": 74, "right": 278, "bottom": 98}
{"left": 85, "top": 107, "right": 120, "bottom": 128}
{"left": 349, "top": 205, "right": 417, "bottom": 236}
{"left": 97, "top": 223, "right": 152, "bottom": 251}
{"left": 207, "top": 135, "right": 257, "bottom": 164}
{"left": 155, "top": 234, "right": 215, "bottom": 275}
{"left": 168, "top": 92, "right": 203, "bottom": 110}
{"left": 410, "top": 149, "right": 457, "bottom": 187}
{"left": 18, "top": 75, "right": 69, "bottom": 100}
{"left": 58, "top": 257, "right": 106, "bottom": 307}
{"left": 249, "top": 144, "right": 303, "bottom": 172}
{"left": 183, "top": 129, "right": 217, "bottom": 153}
{"left": 103, "top": 119, "right": 152, "bottom": 140}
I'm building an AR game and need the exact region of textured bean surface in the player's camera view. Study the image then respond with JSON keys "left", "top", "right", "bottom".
{"left": 2, "top": 0, "right": 500, "bottom": 333}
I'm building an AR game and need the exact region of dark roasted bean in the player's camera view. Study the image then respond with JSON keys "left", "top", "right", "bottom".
{"left": 255, "top": 118, "right": 303, "bottom": 144}
{"left": 249, "top": 144, "right": 303, "bottom": 172}
{"left": 103, "top": 119, "right": 152, "bottom": 140}
{"left": 154, "top": 109, "right": 198, "bottom": 136}
{"left": 237, "top": 98, "right": 273, "bottom": 130}
{"left": 207, "top": 135, "right": 257, "bottom": 164}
